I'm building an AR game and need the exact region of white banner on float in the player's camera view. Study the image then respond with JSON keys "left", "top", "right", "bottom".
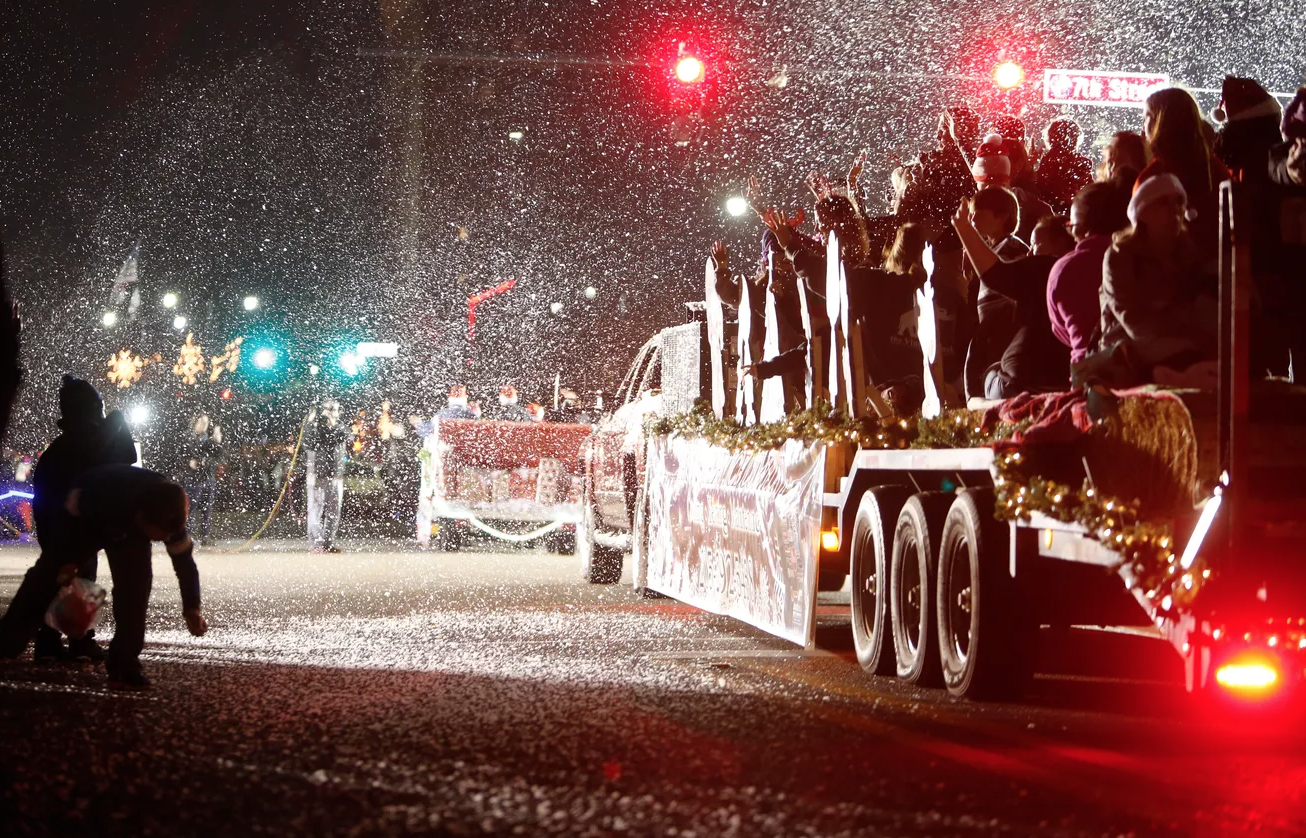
{"left": 644, "top": 436, "right": 824, "bottom": 647}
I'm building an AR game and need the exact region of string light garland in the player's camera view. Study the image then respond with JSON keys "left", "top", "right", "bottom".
{"left": 646, "top": 401, "right": 1021, "bottom": 454}
{"left": 991, "top": 450, "right": 1211, "bottom": 616}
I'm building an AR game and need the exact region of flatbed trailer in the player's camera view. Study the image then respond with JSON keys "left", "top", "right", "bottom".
{"left": 811, "top": 182, "right": 1306, "bottom": 705}
{"left": 631, "top": 180, "right": 1306, "bottom": 708}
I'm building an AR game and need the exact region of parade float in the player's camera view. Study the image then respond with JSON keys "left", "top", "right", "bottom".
{"left": 583, "top": 182, "right": 1306, "bottom": 707}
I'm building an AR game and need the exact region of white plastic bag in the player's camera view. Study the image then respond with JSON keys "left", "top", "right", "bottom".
{"left": 44, "top": 579, "right": 107, "bottom": 639}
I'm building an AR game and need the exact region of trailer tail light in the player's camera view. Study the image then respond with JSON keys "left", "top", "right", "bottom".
{"left": 821, "top": 529, "right": 840, "bottom": 551}
{"left": 1214, "top": 657, "right": 1280, "bottom": 695}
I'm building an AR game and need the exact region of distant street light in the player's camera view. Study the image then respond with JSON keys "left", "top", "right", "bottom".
{"left": 252, "top": 347, "right": 277, "bottom": 369}
{"left": 172, "top": 315, "right": 187, "bottom": 330}
{"left": 243, "top": 295, "right": 260, "bottom": 311}
{"left": 549, "top": 302, "right": 564, "bottom": 315}
{"left": 584, "top": 286, "right": 597, "bottom": 300}
{"left": 508, "top": 130, "right": 525, "bottom": 142}
{"left": 726, "top": 196, "right": 749, "bottom": 217}
{"left": 162, "top": 292, "right": 179, "bottom": 309}
{"left": 101, "top": 311, "right": 118, "bottom": 328}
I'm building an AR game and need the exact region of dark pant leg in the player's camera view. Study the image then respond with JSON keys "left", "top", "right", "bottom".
{"left": 320, "top": 478, "right": 343, "bottom": 548}
{"left": 104, "top": 537, "right": 153, "bottom": 677}
{"left": 184, "top": 480, "right": 216, "bottom": 541}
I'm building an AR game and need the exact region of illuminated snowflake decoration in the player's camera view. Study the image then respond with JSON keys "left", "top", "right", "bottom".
{"left": 208, "top": 336, "right": 244, "bottom": 383}
{"left": 173, "top": 333, "right": 206, "bottom": 385}
{"left": 106, "top": 349, "right": 146, "bottom": 389}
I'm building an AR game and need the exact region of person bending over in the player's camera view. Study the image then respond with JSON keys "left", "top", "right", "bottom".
{"left": 65, "top": 464, "right": 208, "bottom": 690}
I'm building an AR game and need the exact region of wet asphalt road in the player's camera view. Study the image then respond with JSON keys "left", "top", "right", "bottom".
{"left": 1, "top": 540, "right": 1304, "bottom": 838}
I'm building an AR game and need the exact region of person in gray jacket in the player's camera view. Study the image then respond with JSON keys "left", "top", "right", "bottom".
{"left": 305, "top": 398, "right": 349, "bottom": 553}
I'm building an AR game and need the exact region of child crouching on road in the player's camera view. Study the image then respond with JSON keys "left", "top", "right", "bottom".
{"left": 65, "top": 464, "right": 208, "bottom": 690}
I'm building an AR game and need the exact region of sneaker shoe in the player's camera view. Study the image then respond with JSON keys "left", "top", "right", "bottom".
{"left": 33, "top": 632, "right": 67, "bottom": 663}
{"left": 107, "top": 671, "right": 152, "bottom": 691}
{"left": 67, "top": 635, "right": 107, "bottom": 663}
{"left": 325, "top": 545, "right": 342, "bottom": 554}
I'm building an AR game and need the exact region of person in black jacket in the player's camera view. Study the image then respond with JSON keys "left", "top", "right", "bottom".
{"left": 952, "top": 202, "right": 1074, "bottom": 400}
{"left": 178, "top": 411, "right": 222, "bottom": 546}
{"left": 305, "top": 397, "right": 349, "bottom": 553}
{"left": 64, "top": 464, "right": 207, "bottom": 690}
{"left": 0, "top": 375, "right": 137, "bottom": 662}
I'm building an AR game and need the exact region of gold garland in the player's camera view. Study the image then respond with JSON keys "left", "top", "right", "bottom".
{"left": 645, "top": 401, "right": 1021, "bottom": 453}
{"left": 992, "top": 449, "right": 1209, "bottom": 616}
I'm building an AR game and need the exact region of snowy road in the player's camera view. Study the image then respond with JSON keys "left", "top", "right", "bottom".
{"left": 1, "top": 542, "right": 1303, "bottom": 837}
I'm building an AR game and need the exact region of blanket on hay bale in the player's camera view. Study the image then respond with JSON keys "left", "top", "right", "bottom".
{"left": 977, "top": 388, "right": 1211, "bottom": 520}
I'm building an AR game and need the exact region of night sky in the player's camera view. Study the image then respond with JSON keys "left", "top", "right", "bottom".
{"left": 1, "top": 0, "right": 1301, "bottom": 447}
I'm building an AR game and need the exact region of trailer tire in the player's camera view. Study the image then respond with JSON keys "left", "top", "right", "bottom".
{"left": 577, "top": 481, "right": 622, "bottom": 584}
{"left": 936, "top": 489, "right": 1030, "bottom": 700}
{"left": 890, "top": 492, "right": 952, "bottom": 687}
{"left": 850, "top": 485, "right": 910, "bottom": 676}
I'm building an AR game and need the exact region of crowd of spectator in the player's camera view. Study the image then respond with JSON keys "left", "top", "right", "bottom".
{"left": 714, "top": 78, "right": 1306, "bottom": 416}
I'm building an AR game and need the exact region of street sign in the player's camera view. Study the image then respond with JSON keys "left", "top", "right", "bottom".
{"left": 1043, "top": 70, "right": 1169, "bottom": 108}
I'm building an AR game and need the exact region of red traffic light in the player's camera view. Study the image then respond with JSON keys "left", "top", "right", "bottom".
{"left": 993, "top": 61, "right": 1025, "bottom": 90}
{"left": 674, "top": 54, "right": 705, "bottom": 85}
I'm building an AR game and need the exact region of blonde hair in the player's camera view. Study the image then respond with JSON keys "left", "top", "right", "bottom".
{"left": 883, "top": 223, "right": 928, "bottom": 275}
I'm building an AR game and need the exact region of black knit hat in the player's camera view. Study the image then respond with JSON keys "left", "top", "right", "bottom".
{"left": 57, "top": 374, "right": 104, "bottom": 430}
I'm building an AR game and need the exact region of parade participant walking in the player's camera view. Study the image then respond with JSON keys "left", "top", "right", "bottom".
{"left": 0, "top": 375, "right": 137, "bottom": 663}
{"left": 178, "top": 411, "right": 222, "bottom": 546}
{"left": 305, "top": 398, "right": 349, "bottom": 553}
{"left": 63, "top": 464, "right": 207, "bottom": 690}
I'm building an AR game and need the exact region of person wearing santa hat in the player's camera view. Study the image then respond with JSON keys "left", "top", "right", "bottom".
{"left": 1212, "top": 76, "right": 1284, "bottom": 186}
{"left": 437, "top": 384, "right": 477, "bottom": 420}
{"left": 489, "top": 384, "right": 531, "bottom": 422}
{"left": 971, "top": 134, "right": 1050, "bottom": 242}
{"left": 1096, "top": 174, "right": 1216, "bottom": 385}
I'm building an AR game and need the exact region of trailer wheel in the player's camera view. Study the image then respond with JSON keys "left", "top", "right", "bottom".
{"left": 936, "top": 488, "right": 1030, "bottom": 700}
{"left": 577, "top": 481, "right": 622, "bottom": 584}
{"left": 890, "top": 492, "right": 952, "bottom": 686}
{"left": 850, "top": 486, "right": 910, "bottom": 675}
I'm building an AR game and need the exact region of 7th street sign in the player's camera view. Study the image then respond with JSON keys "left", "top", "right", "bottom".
{"left": 1043, "top": 70, "right": 1170, "bottom": 107}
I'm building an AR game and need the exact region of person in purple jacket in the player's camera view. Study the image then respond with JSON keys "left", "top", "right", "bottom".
{"left": 1046, "top": 183, "right": 1131, "bottom": 366}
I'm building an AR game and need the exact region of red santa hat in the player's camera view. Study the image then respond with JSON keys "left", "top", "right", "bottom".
{"left": 970, "top": 134, "right": 1011, "bottom": 185}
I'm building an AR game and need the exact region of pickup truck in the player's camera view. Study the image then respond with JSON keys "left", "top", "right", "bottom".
{"left": 576, "top": 333, "right": 663, "bottom": 584}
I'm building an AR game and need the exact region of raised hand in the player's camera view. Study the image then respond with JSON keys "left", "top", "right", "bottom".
{"left": 744, "top": 176, "right": 766, "bottom": 217}
{"left": 762, "top": 208, "right": 794, "bottom": 250}
{"left": 951, "top": 198, "right": 972, "bottom": 231}
{"left": 710, "top": 240, "right": 729, "bottom": 273}
{"left": 847, "top": 149, "right": 868, "bottom": 192}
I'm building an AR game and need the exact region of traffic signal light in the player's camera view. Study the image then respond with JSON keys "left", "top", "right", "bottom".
{"left": 993, "top": 61, "right": 1025, "bottom": 90}
{"left": 674, "top": 52, "right": 705, "bottom": 85}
